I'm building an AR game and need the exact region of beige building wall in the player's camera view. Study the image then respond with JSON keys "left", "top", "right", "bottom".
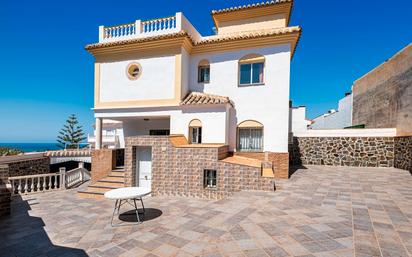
{"left": 352, "top": 43, "right": 412, "bottom": 136}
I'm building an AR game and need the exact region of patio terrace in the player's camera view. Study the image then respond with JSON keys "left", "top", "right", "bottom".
{"left": 1, "top": 166, "right": 411, "bottom": 257}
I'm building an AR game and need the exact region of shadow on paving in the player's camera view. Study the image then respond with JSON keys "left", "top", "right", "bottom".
{"left": 0, "top": 195, "right": 88, "bottom": 257}
{"left": 118, "top": 208, "right": 162, "bottom": 222}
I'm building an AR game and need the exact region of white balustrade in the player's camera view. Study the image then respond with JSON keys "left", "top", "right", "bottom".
{"left": 8, "top": 162, "right": 90, "bottom": 195}
{"left": 99, "top": 13, "right": 187, "bottom": 43}
{"left": 65, "top": 162, "right": 91, "bottom": 189}
{"left": 141, "top": 16, "right": 176, "bottom": 33}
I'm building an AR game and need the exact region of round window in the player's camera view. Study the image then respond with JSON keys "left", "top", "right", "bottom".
{"left": 126, "top": 62, "right": 142, "bottom": 80}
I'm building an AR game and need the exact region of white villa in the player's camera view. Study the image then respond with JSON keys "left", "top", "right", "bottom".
{"left": 83, "top": 0, "right": 301, "bottom": 198}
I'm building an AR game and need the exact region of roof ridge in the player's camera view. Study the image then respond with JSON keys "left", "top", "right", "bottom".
{"left": 211, "top": 0, "right": 292, "bottom": 15}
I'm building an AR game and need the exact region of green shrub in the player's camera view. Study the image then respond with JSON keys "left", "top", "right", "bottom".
{"left": 0, "top": 147, "right": 23, "bottom": 156}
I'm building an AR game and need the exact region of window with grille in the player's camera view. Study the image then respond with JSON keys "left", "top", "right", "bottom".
{"left": 204, "top": 169, "right": 217, "bottom": 188}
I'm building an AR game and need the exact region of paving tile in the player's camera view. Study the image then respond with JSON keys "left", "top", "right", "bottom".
{"left": 1, "top": 166, "right": 412, "bottom": 257}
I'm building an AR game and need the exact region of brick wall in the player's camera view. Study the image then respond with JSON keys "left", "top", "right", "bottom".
{"left": 234, "top": 152, "right": 289, "bottom": 178}
{"left": 394, "top": 136, "right": 412, "bottom": 173}
{"left": 91, "top": 149, "right": 116, "bottom": 183}
{"left": 125, "top": 136, "right": 276, "bottom": 199}
{"left": 352, "top": 43, "right": 412, "bottom": 136}
{"left": 290, "top": 137, "right": 395, "bottom": 167}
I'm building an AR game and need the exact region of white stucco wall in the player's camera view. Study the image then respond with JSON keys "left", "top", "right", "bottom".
{"left": 289, "top": 107, "right": 309, "bottom": 133}
{"left": 189, "top": 45, "right": 291, "bottom": 152}
{"left": 123, "top": 118, "right": 171, "bottom": 138}
{"left": 99, "top": 55, "right": 176, "bottom": 102}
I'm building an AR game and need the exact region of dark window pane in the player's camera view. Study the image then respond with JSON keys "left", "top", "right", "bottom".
{"left": 239, "top": 64, "right": 251, "bottom": 84}
{"left": 252, "top": 63, "right": 264, "bottom": 83}
{"left": 198, "top": 66, "right": 210, "bottom": 83}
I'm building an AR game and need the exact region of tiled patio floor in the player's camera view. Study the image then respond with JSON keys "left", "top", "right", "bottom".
{"left": 1, "top": 166, "right": 411, "bottom": 257}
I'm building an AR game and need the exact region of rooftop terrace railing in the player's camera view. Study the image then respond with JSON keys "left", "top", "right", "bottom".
{"left": 98, "top": 12, "right": 202, "bottom": 43}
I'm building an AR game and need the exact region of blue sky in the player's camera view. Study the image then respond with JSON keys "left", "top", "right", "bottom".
{"left": 1, "top": 0, "right": 411, "bottom": 143}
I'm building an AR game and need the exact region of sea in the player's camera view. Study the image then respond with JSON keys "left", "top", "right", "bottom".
{"left": 0, "top": 143, "right": 60, "bottom": 153}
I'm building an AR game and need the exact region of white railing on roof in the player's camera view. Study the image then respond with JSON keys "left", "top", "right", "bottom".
{"left": 98, "top": 12, "right": 201, "bottom": 43}
{"left": 8, "top": 162, "right": 90, "bottom": 195}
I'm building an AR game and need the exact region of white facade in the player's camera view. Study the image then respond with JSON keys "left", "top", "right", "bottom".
{"left": 99, "top": 56, "right": 176, "bottom": 102}
{"left": 310, "top": 93, "right": 353, "bottom": 129}
{"left": 289, "top": 106, "right": 310, "bottom": 134}
{"left": 88, "top": 119, "right": 124, "bottom": 149}
{"left": 90, "top": 5, "right": 300, "bottom": 154}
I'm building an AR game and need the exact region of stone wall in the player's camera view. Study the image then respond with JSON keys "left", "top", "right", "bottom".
{"left": 290, "top": 137, "right": 395, "bottom": 167}
{"left": 394, "top": 136, "right": 412, "bottom": 172}
{"left": 125, "top": 136, "right": 276, "bottom": 199}
{"left": 91, "top": 149, "right": 116, "bottom": 183}
{"left": 0, "top": 154, "right": 50, "bottom": 178}
{"left": 352, "top": 43, "right": 412, "bottom": 136}
{"left": 0, "top": 164, "right": 11, "bottom": 217}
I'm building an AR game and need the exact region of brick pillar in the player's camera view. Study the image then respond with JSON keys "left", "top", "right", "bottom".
{"left": 91, "top": 149, "right": 115, "bottom": 183}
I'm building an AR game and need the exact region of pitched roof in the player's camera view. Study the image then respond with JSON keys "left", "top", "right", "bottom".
{"left": 181, "top": 92, "right": 233, "bottom": 107}
{"left": 85, "top": 31, "right": 190, "bottom": 50}
{"left": 211, "top": 0, "right": 292, "bottom": 15}
{"left": 198, "top": 26, "right": 301, "bottom": 45}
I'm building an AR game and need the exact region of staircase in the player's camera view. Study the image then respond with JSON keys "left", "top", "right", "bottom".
{"left": 78, "top": 166, "right": 125, "bottom": 199}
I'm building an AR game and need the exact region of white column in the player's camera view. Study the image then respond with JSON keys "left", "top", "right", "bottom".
{"left": 95, "top": 118, "right": 103, "bottom": 150}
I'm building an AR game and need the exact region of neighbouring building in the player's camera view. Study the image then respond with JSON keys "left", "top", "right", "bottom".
{"left": 82, "top": 1, "right": 301, "bottom": 198}
{"left": 288, "top": 102, "right": 310, "bottom": 143}
{"left": 87, "top": 119, "right": 124, "bottom": 149}
{"left": 309, "top": 92, "right": 352, "bottom": 129}
{"left": 352, "top": 43, "right": 412, "bottom": 136}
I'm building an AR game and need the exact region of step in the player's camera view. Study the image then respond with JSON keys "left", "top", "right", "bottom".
{"left": 112, "top": 167, "right": 125, "bottom": 172}
{"left": 93, "top": 181, "right": 124, "bottom": 188}
{"left": 99, "top": 176, "right": 124, "bottom": 183}
{"left": 109, "top": 172, "right": 125, "bottom": 178}
{"left": 78, "top": 190, "right": 105, "bottom": 199}
{"left": 81, "top": 187, "right": 114, "bottom": 193}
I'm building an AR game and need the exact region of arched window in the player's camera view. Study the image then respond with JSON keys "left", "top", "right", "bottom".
{"left": 238, "top": 54, "right": 265, "bottom": 86}
{"left": 198, "top": 59, "right": 210, "bottom": 83}
{"left": 189, "top": 119, "right": 202, "bottom": 144}
{"left": 237, "top": 120, "right": 263, "bottom": 152}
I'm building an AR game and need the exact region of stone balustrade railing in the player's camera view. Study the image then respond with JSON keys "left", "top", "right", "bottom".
{"left": 8, "top": 162, "right": 90, "bottom": 195}
{"left": 65, "top": 162, "right": 91, "bottom": 188}
{"left": 98, "top": 12, "right": 201, "bottom": 43}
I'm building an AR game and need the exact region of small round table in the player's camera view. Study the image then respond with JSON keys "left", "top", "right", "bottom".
{"left": 104, "top": 187, "right": 151, "bottom": 227}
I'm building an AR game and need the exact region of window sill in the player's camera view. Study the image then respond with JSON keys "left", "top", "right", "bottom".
{"left": 198, "top": 81, "right": 210, "bottom": 84}
{"left": 238, "top": 82, "right": 265, "bottom": 87}
{"left": 204, "top": 186, "right": 217, "bottom": 190}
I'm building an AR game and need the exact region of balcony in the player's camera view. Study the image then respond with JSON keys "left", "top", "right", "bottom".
{"left": 98, "top": 12, "right": 201, "bottom": 43}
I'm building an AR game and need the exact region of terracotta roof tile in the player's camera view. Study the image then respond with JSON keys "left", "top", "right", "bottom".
{"left": 211, "top": 0, "right": 292, "bottom": 15}
{"left": 181, "top": 92, "right": 233, "bottom": 107}
{"left": 85, "top": 31, "right": 192, "bottom": 50}
{"left": 85, "top": 26, "right": 301, "bottom": 50}
{"left": 197, "top": 26, "right": 301, "bottom": 45}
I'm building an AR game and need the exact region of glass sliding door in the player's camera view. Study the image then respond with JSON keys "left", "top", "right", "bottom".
{"left": 238, "top": 128, "right": 263, "bottom": 152}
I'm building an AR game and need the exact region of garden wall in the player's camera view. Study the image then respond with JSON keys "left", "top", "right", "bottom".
{"left": 290, "top": 131, "right": 412, "bottom": 173}
{"left": 394, "top": 136, "right": 412, "bottom": 172}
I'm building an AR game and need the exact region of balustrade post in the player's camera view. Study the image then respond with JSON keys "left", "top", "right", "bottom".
{"left": 135, "top": 20, "right": 141, "bottom": 34}
{"left": 59, "top": 167, "right": 66, "bottom": 190}
{"left": 175, "top": 12, "right": 182, "bottom": 30}
{"left": 78, "top": 162, "right": 84, "bottom": 181}
{"left": 99, "top": 26, "right": 104, "bottom": 41}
